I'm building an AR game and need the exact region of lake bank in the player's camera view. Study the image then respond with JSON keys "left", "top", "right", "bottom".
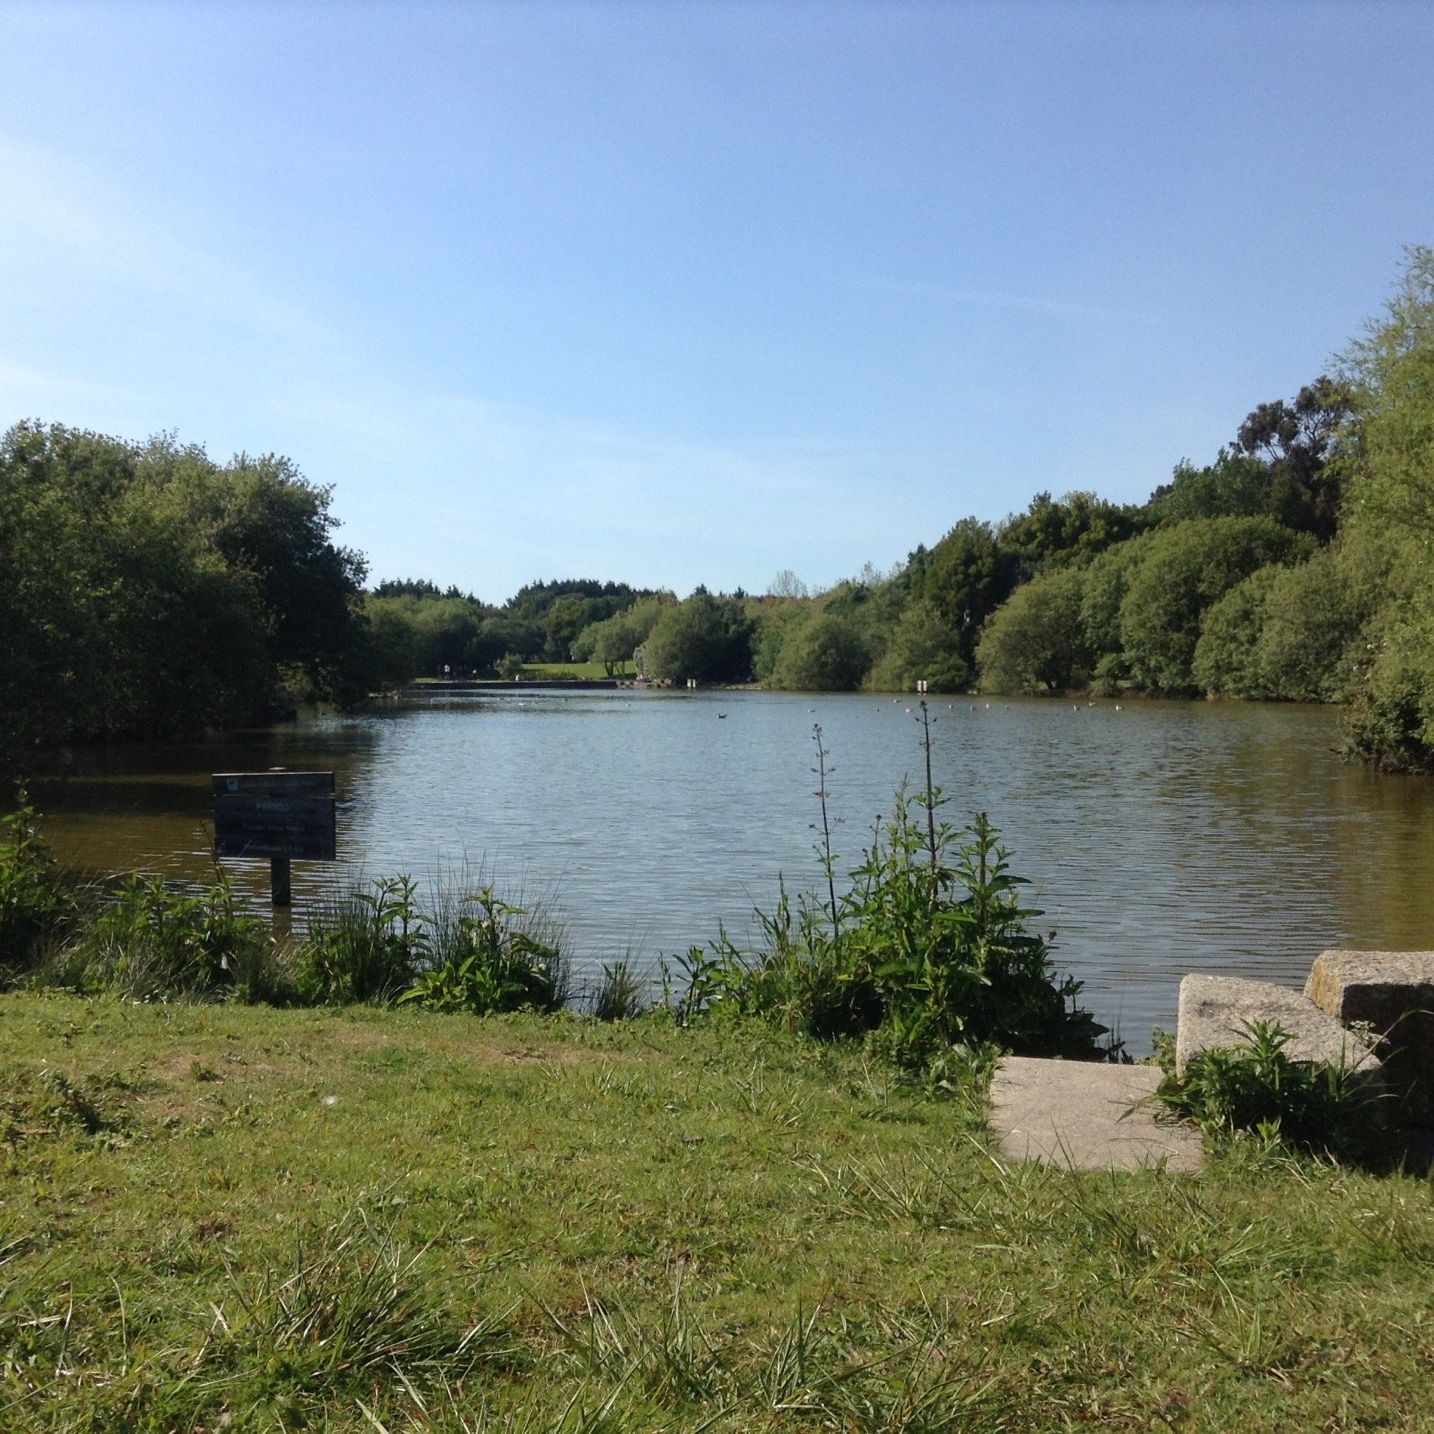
{"left": 25, "top": 690, "right": 1434, "bottom": 1055}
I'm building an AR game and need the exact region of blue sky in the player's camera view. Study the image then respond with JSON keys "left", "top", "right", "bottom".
{"left": 2, "top": 2, "right": 1430, "bottom": 603}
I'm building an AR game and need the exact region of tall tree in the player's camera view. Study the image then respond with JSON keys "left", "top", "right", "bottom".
{"left": 1234, "top": 374, "right": 1354, "bottom": 540}
{"left": 1336, "top": 247, "right": 1434, "bottom": 768}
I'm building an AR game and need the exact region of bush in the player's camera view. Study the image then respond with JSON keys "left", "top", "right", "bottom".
{"left": 62, "top": 873, "right": 276, "bottom": 1001}
{"left": 398, "top": 887, "right": 564, "bottom": 1015}
{"left": 296, "top": 875, "right": 428, "bottom": 1005}
{"left": 1155, "top": 1020, "right": 1381, "bottom": 1162}
{"left": 0, "top": 791, "right": 72, "bottom": 976}
{"left": 697, "top": 729, "right": 1108, "bottom": 1077}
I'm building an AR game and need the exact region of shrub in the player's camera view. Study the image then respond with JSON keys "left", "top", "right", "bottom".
{"left": 0, "top": 791, "right": 72, "bottom": 976}
{"left": 297, "top": 875, "right": 428, "bottom": 1004}
{"left": 699, "top": 722, "right": 1108, "bottom": 1076}
{"left": 398, "top": 887, "right": 564, "bottom": 1015}
{"left": 63, "top": 873, "right": 274, "bottom": 1000}
{"left": 1155, "top": 1020, "right": 1381, "bottom": 1161}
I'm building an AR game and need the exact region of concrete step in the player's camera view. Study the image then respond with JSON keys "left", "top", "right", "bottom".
{"left": 989, "top": 1056, "right": 1204, "bottom": 1172}
{"left": 1176, "top": 973, "right": 1384, "bottom": 1090}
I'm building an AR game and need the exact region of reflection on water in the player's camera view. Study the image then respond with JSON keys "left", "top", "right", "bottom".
{"left": 29, "top": 690, "right": 1434, "bottom": 1053}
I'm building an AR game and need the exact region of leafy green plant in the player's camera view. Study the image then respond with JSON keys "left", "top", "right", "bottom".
{"left": 701, "top": 716, "right": 1108, "bottom": 1077}
{"left": 0, "top": 789, "right": 72, "bottom": 975}
{"left": 1155, "top": 1019, "right": 1381, "bottom": 1161}
{"left": 297, "top": 874, "right": 428, "bottom": 1004}
{"left": 64, "top": 872, "right": 273, "bottom": 1000}
{"left": 399, "top": 886, "right": 563, "bottom": 1015}
{"left": 659, "top": 945, "right": 731, "bottom": 1027}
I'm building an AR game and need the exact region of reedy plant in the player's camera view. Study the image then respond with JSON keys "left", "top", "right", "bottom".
{"left": 591, "top": 957, "right": 646, "bottom": 1021}
{"left": 399, "top": 886, "right": 564, "bottom": 1015}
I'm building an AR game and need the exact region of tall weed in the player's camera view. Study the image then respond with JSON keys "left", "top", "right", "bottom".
{"left": 296, "top": 874, "right": 428, "bottom": 1004}
{"left": 702, "top": 715, "right": 1108, "bottom": 1074}
{"left": 400, "top": 886, "right": 566, "bottom": 1015}
{"left": 0, "top": 790, "right": 73, "bottom": 976}
{"left": 61, "top": 872, "right": 275, "bottom": 1001}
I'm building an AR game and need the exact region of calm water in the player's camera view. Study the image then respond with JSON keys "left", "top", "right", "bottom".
{"left": 30, "top": 689, "right": 1434, "bottom": 1052}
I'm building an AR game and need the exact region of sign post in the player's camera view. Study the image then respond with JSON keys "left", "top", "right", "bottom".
{"left": 212, "top": 770, "right": 337, "bottom": 906}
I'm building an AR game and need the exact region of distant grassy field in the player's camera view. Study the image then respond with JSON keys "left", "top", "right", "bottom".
{"left": 409, "top": 663, "right": 621, "bottom": 682}
{"left": 2, "top": 994, "right": 1432, "bottom": 1431}
{"left": 516, "top": 661, "right": 623, "bottom": 681}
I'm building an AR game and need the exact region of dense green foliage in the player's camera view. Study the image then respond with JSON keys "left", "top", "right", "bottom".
{"left": 363, "top": 578, "right": 663, "bottom": 685}
{"left": 0, "top": 423, "right": 366, "bottom": 770}
{"left": 0, "top": 796, "right": 71, "bottom": 974}
{"left": 1335, "top": 249, "right": 1434, "bottom": 769}
{"left": 702, "top": 799, "right": 1107, "bottom": 1074}
{"left": 1156, "top": 1020, "right": 1381, "bottom": 1164}
{"left": 641, "top": 588, "right": 755, "bottom": 684}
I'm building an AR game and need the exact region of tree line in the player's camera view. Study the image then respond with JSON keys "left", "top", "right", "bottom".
{"left": 4, "top": 248, "right": 1432, "bottom": 773}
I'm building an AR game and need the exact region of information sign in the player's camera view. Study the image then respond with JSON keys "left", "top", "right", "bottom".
{"left": 213, "top": 771, "right": 336, "bottom": 905}
{"left": 213, "top": 772, "right": 337, "bottom": 861}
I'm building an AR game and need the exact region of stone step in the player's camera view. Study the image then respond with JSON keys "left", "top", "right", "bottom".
{"left": 989, "top": 1056, "right": 1204, "bottom": 1172}
{"left": 1306, "top": 950, "right": 1434, "bottom": 1123}
{"left": 1175, "top": 973, "right": 1383, "bottom": 1083}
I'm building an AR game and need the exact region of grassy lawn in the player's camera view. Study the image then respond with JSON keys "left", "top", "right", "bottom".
{"left": 515, "top": 661, "right": 623, "bottom": 681}
{"left": 405, "top": 664, "right": 620, "bottom": 683}
{"left": 2, "top": 994, "right": 1432, "bottom": 1431}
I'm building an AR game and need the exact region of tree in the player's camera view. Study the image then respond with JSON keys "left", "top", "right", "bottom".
{"left": 1117, "top": 517, "right": 1313, "bottom": 694}
{"left": 976, "top": 568, "right": 1090, "bottom": 694}
{"left": 864, "top": 599, "right": 970, "bottom": 693}
{"left": 997, "top": 491, "right": 1145, "bottom": 580}
{"left": 766, "top": 569, "right": 809, "bottom": 599}
{"left": 769, "top": 610, "right": 871, "bottom": 691}
{"left": 571, "top": 595, "right": 674, "bottom": 676}
{"left": 0, "top": 421, "right": 368, "bottom": 773}
{"left": 1146, "top": 451, "right": 1270, "bottom": 525}
{"left": 1079, "top": 529, "right": 1160, "bottom": 671}
{"left": 1333, "top": 247, "right": 1434, "bottom": 767}
{"left": 202, "top": 451, "right": 367, "bottom": 697}
{"left": 1190, "top": 566, "right": 1284, "bottom": 699}
{"left": 910, "top": 518, "right": 1019, "bottom": 681}
{"left": 1235, "top": 375, "right": 1354, "bottom": 540}
{"left": 642, "top": 593, "right": 754, "bottom": 683}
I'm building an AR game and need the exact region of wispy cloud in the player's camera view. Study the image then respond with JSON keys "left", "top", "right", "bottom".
{"left": 0, "top": 137, "right": 348, "bottom": 361}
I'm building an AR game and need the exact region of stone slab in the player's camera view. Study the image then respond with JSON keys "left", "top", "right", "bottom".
{"left": 1175, "top": 973, "right": 1382, "bottom": 1080}
{"left": 989, "top": 1056, "right": 1205, "bottom": 1172}
{"left": 1305, "top": 950, "right": 1434, "bottom": 1122}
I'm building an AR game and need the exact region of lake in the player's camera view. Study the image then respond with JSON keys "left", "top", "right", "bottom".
{"left": 30, "top": 689, "right": 1434, "bottom": 1053}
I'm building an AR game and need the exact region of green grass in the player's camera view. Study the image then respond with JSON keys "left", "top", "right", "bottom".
{"left": 514, "top": 661, "right": 623, "bottom": 681}
{"left": 406, "top": 664, "right": 618, "bottom": 682}
{"left": 2, "top": 994, "right": 1432, "bottom": 1431}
